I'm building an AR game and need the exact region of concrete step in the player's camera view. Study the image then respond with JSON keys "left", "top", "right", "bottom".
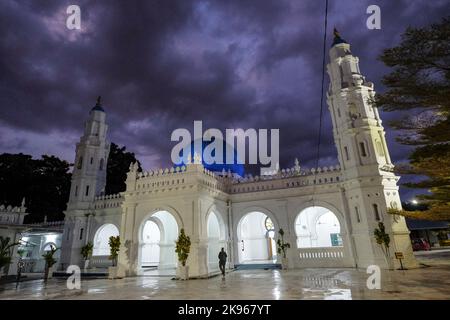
{"left": 234, "top": 263, "right": 281, "bottom": 270}
{"left": 53, "top": 271, "right": 108, "bottom": 278}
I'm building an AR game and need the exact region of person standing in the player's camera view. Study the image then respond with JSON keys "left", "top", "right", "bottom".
{"left": 218, "top": 247, "right": 227, "bottom": 277}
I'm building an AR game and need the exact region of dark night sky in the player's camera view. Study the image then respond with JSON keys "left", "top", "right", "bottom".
{"left": 1, "top": 0, "right": 449, "bottom": 200}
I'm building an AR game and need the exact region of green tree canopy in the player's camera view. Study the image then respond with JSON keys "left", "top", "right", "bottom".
{"left": 0, "top": 153, "right": 71, "bottom": 223}
{"left": 374, "top": 17, "right": 450, "bottom": 220}
{"left": 105, "top": 143, "right": 142, "bottom": 195}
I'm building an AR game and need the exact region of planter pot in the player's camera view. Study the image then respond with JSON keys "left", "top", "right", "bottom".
{"left": 84, "top": 259, "right": 90, "bottom": 271}
{"left": 281, "top": 257, "right": 289, "bottom": 270}
{"left": 177, "top": 265, "right": 189, "bottom": 280}
{"left": 108, "top": 266, "right": 121, "bottom": 279}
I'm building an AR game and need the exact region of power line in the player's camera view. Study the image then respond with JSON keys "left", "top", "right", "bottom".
{"left": 312, "top": 0, "right": 329, "bottom": 204}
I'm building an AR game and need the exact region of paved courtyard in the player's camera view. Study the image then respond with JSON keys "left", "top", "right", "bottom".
{"left": 0, "top": 251, "right": 449, "bottom": 300}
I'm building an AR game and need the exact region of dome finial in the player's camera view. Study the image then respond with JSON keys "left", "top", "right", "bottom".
{"left": 332, "top": 27, "right": 348, "bottom": 47}
{"left": 91, "top": 95, "right": 105, "bottom": 112}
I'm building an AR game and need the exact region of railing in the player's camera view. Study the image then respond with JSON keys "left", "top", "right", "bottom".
{"left": 90, "top": 255, "right": 113, "bottom": 268}
{"left": 297, "top": 247, "right": 350, "bottom": 268}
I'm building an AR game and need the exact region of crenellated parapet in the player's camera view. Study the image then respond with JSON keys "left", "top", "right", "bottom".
{"left": 93, "top": 193, "right": 123, "bottom": 209}
{"left": 123, "top": 160, "right": 342, "bottom": 197}
{"left": 228, "top": 165, "right": 342, "bottom": 194}
{"left": 0, "top": 198, "right": 28, "bottom": 225}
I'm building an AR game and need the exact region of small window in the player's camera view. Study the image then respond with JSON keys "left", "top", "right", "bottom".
{"left": 90, "top": 157, "right": 94, "bottom": 164}
{"left": 337, "top": 108, "right": 341, "bottom": 117}
{"left": 359, "top": 142, "right": 367, "bottom": 157}
{"left": 79, "top": 228, "right": 84, "bottom": 240}
{"left": 264, "top": 217, "right": 274, "bottom": 231}
{"left": 355, "top": 206, "right": 361, "bottom": 223}
{"left": 85, "top": 185, "right": 90, "bottom": 196}
{"left": 373, "top": 204, "right": 381, "bottom": 221}
{"left": 75, "top": 185, "right": 78, "bottom": 197}
{"left": 77, "top": 156, "right": 83, "bottom": 169}
{"left": 99, "top": 158, "right": 104, "bottom": 170}
{"left": 330, "top": 233, "right": 343, "bottom": 246}
{"left": 344, "top": 146, "right": 350, "bottom": 161}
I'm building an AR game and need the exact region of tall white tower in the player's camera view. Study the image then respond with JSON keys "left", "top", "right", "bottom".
{"left": 67, "top": 96, "right": 110, "bottom": 210}
{"left": 60, "top": 97, "right": 111, "bottom": 268}
{"left": 327, "top": 30, "right": 417, "bottom": 269}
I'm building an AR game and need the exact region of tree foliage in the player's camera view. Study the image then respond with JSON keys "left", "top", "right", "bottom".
{"left": 175, "top": 228, "right": 191, "bottom": 267}
{"left": 105, "top": 143, "right": 142, "bottom": 195}
{"left": 374, "top": 17, "right": 450, "bottom": 220}
{"left": 108, "top": 236, "right": 120, "bottom": 267}
{"left": 0, "top": 153, "right": 71, "bottom": 223}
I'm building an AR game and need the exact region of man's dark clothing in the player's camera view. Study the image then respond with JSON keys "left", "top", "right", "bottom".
{"left": 218, "top": 251, "right": 227, "bottom": 276}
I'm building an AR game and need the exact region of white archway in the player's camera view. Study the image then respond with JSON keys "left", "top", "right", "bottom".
{"left": 237, "top": 211, "right": 277, "bottom": 264}
{"left": 295, "top": 206, "right": 342, "bottom": 248}
{"left": 207, "top": 211, "right": 226, "bottom": 272}
{"left": 141, "top": 219, "right": 161, "bottom": 267}
{"left": 93, "top": 224, "right": 119, "bottom": 256}
{"left": 138, "top": 210, "right": 179, "bottom": 274}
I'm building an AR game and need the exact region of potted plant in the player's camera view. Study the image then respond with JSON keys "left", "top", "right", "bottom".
{"left": 108, "top": 236, "right": 121, "bottom": 279}
{"left": 276, "top": 228, "right": 291, "bottom": 270}
{"left": 42, "top": 246, "right": 59, "bottom": 281}
{"left": 374, "top": 222, "right": 393, "bottom": 270}
{"left": 81, "top": 242, "right": 93, "bottom": 270}
{"left": 0, "top": 236, "right": 19, "bottom": 278}
{"left": 175, "top": 228, "right": 191, "bottom": 280}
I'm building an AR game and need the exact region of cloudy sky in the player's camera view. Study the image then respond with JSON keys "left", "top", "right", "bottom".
{"left": 1, "top": 0, "right": 449, "bottom": 200}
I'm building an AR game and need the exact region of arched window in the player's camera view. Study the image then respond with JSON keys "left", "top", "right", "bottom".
{"left": 77, "top": 156, "right": 83, "bottom": 169}
{"left": 373, "top": 204, "right": 381, "bottom": 221}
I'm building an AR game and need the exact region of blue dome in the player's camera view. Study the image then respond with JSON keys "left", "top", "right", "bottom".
{"left": 174, "top": 139, "right": 245, "bottom": 177}
{"left": 91, "top": 104, "right": 105, "bottom": 112}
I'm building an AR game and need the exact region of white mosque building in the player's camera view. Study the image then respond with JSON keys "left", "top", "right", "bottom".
{"left": 59, "top": 31, "right": 417, "bottom": 278}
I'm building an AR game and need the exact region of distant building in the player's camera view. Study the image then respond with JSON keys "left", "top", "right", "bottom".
{"left": 0, "top": 200, "right": 63, "bottom": 276}
{"left": 406, "top": 218, "right": 450, "bottom": 248}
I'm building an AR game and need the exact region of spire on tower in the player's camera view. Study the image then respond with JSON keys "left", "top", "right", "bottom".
{"left": 91, "top": 95, "right": 105, "bottom": 112}
{"left": 332, "top": 27, "right": 348, "bottom": 47}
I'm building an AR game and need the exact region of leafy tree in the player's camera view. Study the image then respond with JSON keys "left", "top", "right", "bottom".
{"left": 81, "top": 242, "right": 94, "bottom": 261}
{"left": 108, "top": 236, "right": 120, "bottom": 267}
{"left": 105, "top": 143, "right": 142, "bottom": 195}
{"left": 276, "top": 228, "right": 291, "bottom": 259}
{"left": 175, "top": 229, "right": 191, "bottom": 267}
{"left": 42, "top": 246, "right": 59, "bottom": 281}
{"left": 0, "top": 237, "right": 19, "bottom": 273}
{"left": 373, "top": 17, "right": 450, "bottom": 220}
{"left": 0, "top": 153, "right": 71, "bottom": 223}
{"left": 374, "top": 222, "right": 392, "bottom": 269}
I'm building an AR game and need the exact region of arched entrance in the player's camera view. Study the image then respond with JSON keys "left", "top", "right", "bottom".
{"left": 237, "top": 212, "right": 277, "bottom": 264}
{"left": 295, "top": 206, "right": 342, "bottom": 248}
{"left": 138, "top": 210, "right": 179, "bottom": 275}
{"left": 206, "top": 211, "right": 226, "bottom": 273}
{"left": 93, "top": 224, "right": 119, "bottom": 256}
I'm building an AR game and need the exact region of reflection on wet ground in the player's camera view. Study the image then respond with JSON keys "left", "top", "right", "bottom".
{"left": 0, "top": 264, "right": 449, "bottom": 300}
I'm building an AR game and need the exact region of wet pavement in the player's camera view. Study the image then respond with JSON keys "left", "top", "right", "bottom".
{"left": 0, "top": 251, "right": 448, "bottom": 300}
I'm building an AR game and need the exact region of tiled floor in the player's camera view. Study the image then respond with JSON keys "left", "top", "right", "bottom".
{"left": 0, "top": 251, "right": 448, "bottom": 300}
